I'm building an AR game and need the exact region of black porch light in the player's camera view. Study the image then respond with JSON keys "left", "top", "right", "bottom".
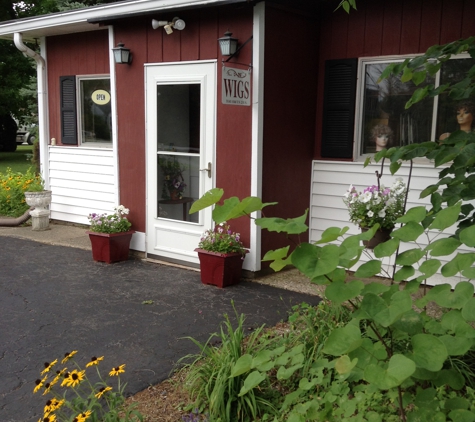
{"left": 218, "top": 31, "right": 238, "bottom": 57}
{"left": 112, "top": 42, "right": 132, "bottom": 64}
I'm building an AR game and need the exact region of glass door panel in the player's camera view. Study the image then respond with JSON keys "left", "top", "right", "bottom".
{"left": 156, "top": 83, "right": 200, "bottom": 223}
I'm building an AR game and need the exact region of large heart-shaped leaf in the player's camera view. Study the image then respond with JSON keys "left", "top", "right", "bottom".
{"left": 354, "top": 260, "right": 382, "bottom": 278}
{"left": 441, "top": 253, "right": 475, "bottom": 277}
{"left": 429, "top": 201, "right": 462, "bottom": 231}
{"left": 396, "top": 248, "right": 425, "bottom": 266}
{"left": 460, "top": 225, "right": 475, "bottom": 247}
{"left": 325, "top": 280, "right": 364, "bottom": 305}
{"left": 323, "top": 325, "right": 362, "bottom": 356}
{"left": 256, "top": 210, "right": 308, "bottom": 234}
{"left": 397, "top": 206, "right": 427, "bottom": 223}
{"left": 411, "top": 333, "right": 448, "bottom": 371}
{"left": 425, "top": 238, "right": 461, "bottom": 257}
{"left": 364, "top": 354, "right": 416, "bottom": 389}
{"left": 238, "top": 371, "right": 267, "bottom": 396}
{"left": 189, "top": 188, "right": 223, "bottom": 214}
{"left": 392, "top": 222, "right": 425, "bottom": 242}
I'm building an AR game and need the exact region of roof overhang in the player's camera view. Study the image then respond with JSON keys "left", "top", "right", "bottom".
{"left": 0, "top": 0, "right": 248, "bottom": 41}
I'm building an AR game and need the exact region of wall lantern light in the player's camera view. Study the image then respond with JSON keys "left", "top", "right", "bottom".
{"left": 218, "top": 31, "right": 238, "bottom": 57}
{"left": 112, "top": 42, "right": 132, "bottom": 64}
{"left": 218, "top": 31, "right": 253, "bottom": 65}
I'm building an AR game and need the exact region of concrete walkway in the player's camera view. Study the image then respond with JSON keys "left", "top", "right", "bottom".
{"left": 0, "top": 223, "right": 321, "bottom": 422}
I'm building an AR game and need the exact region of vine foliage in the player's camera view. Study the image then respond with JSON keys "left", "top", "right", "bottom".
{"left": 190, "top": 37, "right": 475, "bottom": 421}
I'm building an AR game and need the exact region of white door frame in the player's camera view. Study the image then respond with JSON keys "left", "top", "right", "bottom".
{"left": 145, "top": 60, "right": 216, "bottom": 265}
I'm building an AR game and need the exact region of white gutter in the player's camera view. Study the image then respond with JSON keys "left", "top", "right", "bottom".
{"left": 13, "top": 32, "right": 49, "bottom": 189}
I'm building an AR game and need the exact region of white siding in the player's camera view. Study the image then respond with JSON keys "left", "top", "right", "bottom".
{"left": 310, "top": 160, "right": 472, "bottom": 287}
{"left": 48, "top": 146, "right": 117, "bottom": 224}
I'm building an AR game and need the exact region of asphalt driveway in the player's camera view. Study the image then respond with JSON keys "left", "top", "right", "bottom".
{"left": 0, "top": 236, "right": 320, "bottom": 422}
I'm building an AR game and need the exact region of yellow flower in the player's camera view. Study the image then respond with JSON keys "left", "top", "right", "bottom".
{"left": 64, "top": 369, "right": 85, "bottom": 388}
{"left": 85, "top": 356, "right": 104, "bottom": 367}
{"left": 44, "top": 398, "right": 64, "bottom": 414}
{"left": 109, "top": 364, "right": 126, "bottom": 376}
{"left": 60, "top": 372, "right": 70, "bottom": 387}
{"left": 51, "top": 368, "right": 66, "bottom": 386}
{"left": 41, "top": 359, "right": 58, "bottom": 375}
{"left": 38, "top": 413, "right": 57, "bottom": 422}
{"left": 33, "top": 376, "right": 47, "bottom": 393}
{"left": 61, "top": 350, "right": 77, "bottom": 364}
{"left": 73, "top": 410, "right": 92, "bottom": 422}
{"left": 95, "top": 386, "right": 112, "bottom": 398}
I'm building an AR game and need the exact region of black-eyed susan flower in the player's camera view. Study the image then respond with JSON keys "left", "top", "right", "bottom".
{"left": 95, "top": 386, "right": 112, "bottom": 398}
{"left": 42, "top": 382, "right": 52, "bottom": 395}
{"left": 60, "top": 372, "right": 71, "bottom": 387}
{"left": 64, "top": 369, "right": 85, "bottom": 388}
{"left": 44, "top": 398, "right": 64, "bottom": 414}
{"left": 73, "top": 409, "right": 92, "bottom": 422}
{"left": 38, "top": 412, "right": 56, "bottom": 422}
{"left": 33, "top": 376, "right": 47, "bottom": 393}
{"left": 61, "top": 350, "right": 77, "bottom": 364}
{"left": 109, "top": 364, "right": 125, "bottom": 376}
{"left": 85, "top": 356, "right": 104, "bottom": 367}
{"left": 41, "top": 359, "right": 58, "bottom": 375}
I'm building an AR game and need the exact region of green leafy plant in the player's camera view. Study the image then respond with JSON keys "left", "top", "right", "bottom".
{"left": 0, "top": 167, "right": 43, "bottom": 217}
{"left": 33, "top": 351, "right": 143, "bottom": 422}
{"left": 87, "top": 205, "right": 132, "bottom": 234}
{"left": 180, "top": 306, "right": 277, "bottom": 422}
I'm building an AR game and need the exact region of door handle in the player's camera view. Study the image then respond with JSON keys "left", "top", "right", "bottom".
{"left": 200, "top": 162, "right": 212, "bottom": 178}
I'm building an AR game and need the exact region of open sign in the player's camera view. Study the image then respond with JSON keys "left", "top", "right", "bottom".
{"left": 91, "top": 89, "right": 111, "bottom": 105}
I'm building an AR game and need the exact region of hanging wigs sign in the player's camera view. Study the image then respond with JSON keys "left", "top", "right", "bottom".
{"left": 222, "top": 67, "right": 251, "bottom": 106}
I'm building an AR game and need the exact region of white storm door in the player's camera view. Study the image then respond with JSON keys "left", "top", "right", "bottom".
{"left": 145, "top": 61, "right": 216, "bottom": 264}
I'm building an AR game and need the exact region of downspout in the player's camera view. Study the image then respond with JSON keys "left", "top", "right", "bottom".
{"left": 13, "top": 33, "right": 49, "bottom": 190}
{"left": 0, "top": 208, "right": 32, "bottom": 226}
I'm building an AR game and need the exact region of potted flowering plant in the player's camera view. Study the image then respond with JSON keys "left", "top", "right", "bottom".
{"left": 195, "top": 222, "right": 248, "bottom": 288}
{"left": 343, "top": 178, "right": 406, "bottom": 248}
{"left": 86, "top": 205, "right": 134, "bottom": 263}
{"left": 158, "top": 157, "right": 187, "bottom": 200}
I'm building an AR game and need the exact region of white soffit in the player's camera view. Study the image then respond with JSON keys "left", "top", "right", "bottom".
{"left": 0, "top": 0, "right": 246, "bottom": 41}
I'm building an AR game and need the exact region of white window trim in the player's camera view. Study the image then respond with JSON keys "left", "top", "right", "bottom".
{"left": 77, "top": 74, "right": 112, "bottom": 148}
{"left": 354, "top": 53, "right": 471, "bottom": 161}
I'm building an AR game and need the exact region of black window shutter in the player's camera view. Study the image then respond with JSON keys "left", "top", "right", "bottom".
{"left": 321, "top": 59, "right": 357, "bottom": 159}
{"left": 60, "top": 76, "right": 78, "bottom": 145}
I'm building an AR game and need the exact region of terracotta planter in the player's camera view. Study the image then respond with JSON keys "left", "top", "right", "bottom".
{"left": 87, "top": 230, "right": 135, "bottom": 264}
{"left": 360, "top": 226, "right": 392, "bottom": 249}
{"left": 195, "top": 248, "right": 245, "bottom": 288}
{"left": 169, "top": 189, "right": 181, "bottom": 200}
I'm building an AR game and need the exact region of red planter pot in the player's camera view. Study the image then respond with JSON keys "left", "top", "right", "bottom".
{"left": 86, "top": 230, "right": 135, "bottom": 264}
{"left": 195, "top": 248, "right": 245, "bottom": 288}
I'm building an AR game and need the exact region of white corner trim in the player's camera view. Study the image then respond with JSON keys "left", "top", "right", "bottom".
{"left": 108, "top": 26, "right": 120, "bottom": 205}
{"left": 247, "top": 1, "right": 265, "bottom": 272}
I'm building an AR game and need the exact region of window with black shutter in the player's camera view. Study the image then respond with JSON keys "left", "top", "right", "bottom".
{"left": 60, "top": 76, "right": 78, "bottom": 145}
{"left": 321, "top": 59, "right": 357, "bottom": 159}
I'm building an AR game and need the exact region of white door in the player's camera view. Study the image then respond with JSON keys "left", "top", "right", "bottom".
{"left": 145, "top": 61, "right": 216, "bottom": 264}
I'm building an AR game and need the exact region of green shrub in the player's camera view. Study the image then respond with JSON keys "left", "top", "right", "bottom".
{"left": 0, "top": 167, "right": 43, "bottom": 217}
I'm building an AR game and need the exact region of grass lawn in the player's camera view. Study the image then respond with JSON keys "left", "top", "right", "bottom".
{"left": 0, "top": 145, "right": 35, "bottom": 174}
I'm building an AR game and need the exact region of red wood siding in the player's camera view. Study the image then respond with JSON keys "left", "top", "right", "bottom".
{"left": 261, "top": 4, "right": 318, "bottom": 258}
{"left": 46, "top": 31, "right": 109, "bottom": 148}
{"left": 114, "top": 4, "right": 253, "bottom": 237}
{"left": 315, "top": 0, "right": 475, "bottom": 160}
